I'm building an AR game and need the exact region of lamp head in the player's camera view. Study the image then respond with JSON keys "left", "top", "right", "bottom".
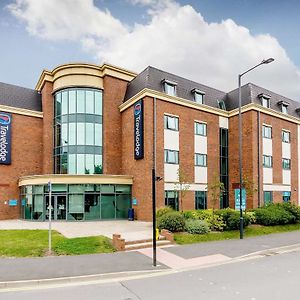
{"left": 262, "top": 58, "right": 275, "bottom": 64}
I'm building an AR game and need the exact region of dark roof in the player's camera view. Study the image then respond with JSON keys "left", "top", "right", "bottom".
{"left": 0, "top": 82, "right": 41, "bottom": 112}
{"left": 124, "top": 66, "right": 227, "bottom": 109}
{"left": 125, "top": 66, "right": 300, "bottom": 119}
{"left": 227, "top": 83, "right": 300, "bottom": 118}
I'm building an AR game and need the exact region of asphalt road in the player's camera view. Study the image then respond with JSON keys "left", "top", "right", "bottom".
{"left": 1, "top": 249, "right": 300, "bottom": 300}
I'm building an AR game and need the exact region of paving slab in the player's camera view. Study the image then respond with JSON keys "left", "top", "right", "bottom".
{"left": 0, "top": 251, "right": 167, "bottom": 282}
{"left": 0, "top": 220, "right": 152, "bottom": 240}
{"left": 163, "top": 230, "right": 300, "bottom": 259}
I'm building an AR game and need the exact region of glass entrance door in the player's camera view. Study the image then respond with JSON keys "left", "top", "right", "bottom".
{"left": 45, "top": 195, "right": 67, "bottom": 221}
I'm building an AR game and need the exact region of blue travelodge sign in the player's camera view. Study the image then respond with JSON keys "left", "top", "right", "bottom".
{"left": 0, "top": 112, "right": 12, "bottom": 165}
{"left": 134, "top": 99, "right": 144, "bottom": 160}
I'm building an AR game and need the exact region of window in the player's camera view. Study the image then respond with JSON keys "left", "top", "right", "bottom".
{"left": 263, "top": 191, "right": 273, "bottom": 205}
{"left": 195, "top": 191, "right": 207, "bottom": 209}
{"left": 282, "top": 191, "right": 291, "bottom": 202}
{"left": 164, "top": 115, "right": 179, "bottom": 131}
{"left": 282, "top": 130, "right": 290, "bottom": 143}
{"left": 54, "top": 88, "right": 103, "bottom": 175}
{"left": 262, "top": 97, "right": 270, "bottom": 108}
{"left": 282, "top": 158, "right": 291, "bottom": 170}
{"left": 162, "top": 79, "right": 177, "bottom": 96}
{"left": 165, "top": 191, "right": 179, "bottom": 211}
{"left": 164, "top": 150, "right": 179, "bottom": 164}
{"left": 192, "top": 88, "right": 205, "bottom": 104}
{"left": 262, "top": 125, "right": 272, "bottom": 139}
{"left": 259, "top": 93, "right": 271, "bottom": 108}
{"left": 195, "top": 153, "right": 207, "bottom": 167}
{"left": 194, "top": 122, "right": 207, "bottom": 136}
{"left": 281, "top": 104, "right": 288, "bottom": 114}
{"left": 263, "top": 155, "right": 272, "bottom": 168}
{"left": 217, "top": 100, "right": 226, "bottom": 110}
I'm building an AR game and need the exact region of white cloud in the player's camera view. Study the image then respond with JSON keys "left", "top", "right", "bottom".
{"left": 7, "top": 0, "right": 300, "bottom": 99}
{"left": 7, "top": 0, "right": 126, "bottom": 41}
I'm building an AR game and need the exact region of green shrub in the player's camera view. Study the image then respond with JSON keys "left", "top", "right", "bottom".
{"left": 281, "top": 202, "right": 300, "bottom": 222}
{"left": 185, "top": 220, "right": 210, "bottom": 234}
{"left": 254, "top": 204, "right": 296, "bottom": 226}
{"left": 157, "top": 212, "right": 185, "bottom": 232}
{"left": 245, "top": 211, "right": 256, "bottom": 224}
{"left": 226, "top": 213, "right": 250, "bottom": 230}
{"left": 207, "top": 214, "right": 226, "bottom": 231}
{"left": 181, "top": 209, "right": 225, "bottom": 231}
{"left": 182, "top": 210, "right": 197, "bottom": 220}
{"left": 215, "top": 208, "right": 250, "bottom": 230}
{"left": 156, "top": 206, "right": 174, "bottom": 218}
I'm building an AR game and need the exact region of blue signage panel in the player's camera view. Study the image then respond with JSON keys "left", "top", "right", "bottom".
{"left": 234, "top": 188, "right": 246, "bottom": 211}
{"left": 0, "top": 112, "right": 12, "bottom": 165}
{"left": 9, "top": 199, "right": 18, "bottom": 206}
{"left": 132, "top": 198, "right": 137, "bottom": 205}
{"left": 134, "top": 99, "right": 144, "bottom": 160}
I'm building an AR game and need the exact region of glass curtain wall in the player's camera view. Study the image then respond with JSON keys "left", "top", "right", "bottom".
{"left": 54, "top": 88, "right": 103, "bottom": 174}
{"left": 21, "top": 184, "right": 131, "bottom": 221}
{"left": 220, "top": 128, "right": 229, "bottom": 208}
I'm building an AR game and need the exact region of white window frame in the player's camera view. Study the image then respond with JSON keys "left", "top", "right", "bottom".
{"left": 263, "top": 155, "right": 273, "bottom": 168}
{"left": 194, "top": 122, "right": 207, "bottom": 136}
{"left": 262, "top": 97, "right": 270, "bottom": 108}
{"left": 262, "top": 125, "right": 272, "bottom": 139}
{"left": 195, "top": 153, "right": 207, "bottom": 167}
{"left": 164, "top": 115, "right": 179, "bottom": 131}
{"left": 282, "top": 158, "right": 291, "bottom": 170}
{"left": 282, "top": 130, "right": 290, "bottom": 143}
{"left": 164, "top": 149, "right": 179, "bottom": 164}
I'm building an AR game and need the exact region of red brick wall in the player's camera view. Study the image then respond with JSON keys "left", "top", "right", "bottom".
{"left": 229, "top": 111, "right": 258, "bottom": 209}
{"left": 260, "top": 113, "right": 298, "bottom": 205}
{"left": 0, "top": 113, "right": 43, "bottom": 219}
{"left": 103, "top": 76, "right": 129, "bottom": 175}
{"left": 228, "top": 110, "right": 298, "bottom": 209}
{"left": 41, "top": 81, "right": 54, "bottom": 174}
{"left": 121, "top": 97, "right": 221, "bottom": 220}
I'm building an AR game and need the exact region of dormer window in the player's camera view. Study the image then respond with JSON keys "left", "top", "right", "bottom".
{"left": 192, "top": 88, "right": 205, "bottom": 104}
{"left": 217, "top": 100, "right": 226, "bottom": 110}
{"left": 278, "top": 101, "right": 289, "bottom": 114}
{"left": 162, "top": 79, "right": 177, "bottom": 96}
{"left": 258, "top": 93, "right": 271, "bottom": 108}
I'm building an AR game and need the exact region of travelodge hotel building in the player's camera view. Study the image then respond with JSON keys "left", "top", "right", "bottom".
{"left": 0, "top": 63, "right": 299, "bottom": 221}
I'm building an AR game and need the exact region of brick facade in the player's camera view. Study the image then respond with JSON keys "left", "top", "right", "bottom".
{"left": 0, "top": 113, "right": 43, "bottom": 219}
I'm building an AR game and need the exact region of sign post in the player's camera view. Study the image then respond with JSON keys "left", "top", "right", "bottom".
{"left": 48, "top": 181, "right": 52, "bottom": 255}
{"left": 234, "top": 188, "right": 246, "bottom": 211}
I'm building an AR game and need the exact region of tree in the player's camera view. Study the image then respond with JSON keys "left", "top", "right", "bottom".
{"left": 174, "top": 168, "right": 190, "bottom": 212}
{"left": 206, "top": 174, "right": 225, "bottom": 230}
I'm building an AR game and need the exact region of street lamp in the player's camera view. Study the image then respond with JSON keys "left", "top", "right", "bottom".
{"left": 238, "top": 58, "right": 274, "bottom": 239}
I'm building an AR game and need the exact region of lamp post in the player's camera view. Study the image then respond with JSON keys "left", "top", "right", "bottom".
{"left": 238, "top": 58, "right": 274, "bottom": 239}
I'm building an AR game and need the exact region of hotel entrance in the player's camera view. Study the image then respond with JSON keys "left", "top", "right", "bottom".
{"left": 45, "top": 195, "right": 67, "bottom": 221}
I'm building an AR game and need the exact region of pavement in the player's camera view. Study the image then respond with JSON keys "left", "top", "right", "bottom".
{"left": 0, "top": 219, "right": 152, "bottom": 240}
{"left": 1, "top": 229, "right": 300, "bottom": 287}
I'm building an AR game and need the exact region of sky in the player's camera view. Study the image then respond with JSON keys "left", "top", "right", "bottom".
{"left": 1, "top": 0, "right": 300, "bottom": 100}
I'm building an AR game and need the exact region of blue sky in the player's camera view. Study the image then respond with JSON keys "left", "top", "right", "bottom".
{"left": 1, "top": 0, "right": 300, "bottom": 99}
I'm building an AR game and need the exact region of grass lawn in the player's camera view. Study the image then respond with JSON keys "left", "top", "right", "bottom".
{"left": 174, "top": 223, "right": 300, "bottom": 245}
{"left": 0, "top": 230, "right": 115, "bottom": 257}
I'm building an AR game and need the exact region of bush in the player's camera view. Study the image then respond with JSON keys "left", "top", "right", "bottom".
{"left": 254, "top": 204, "right": 296, "bottom": 226}
{"left": 245, "top": 211, "right": 256, "bottom": 224}
{"left": 181, "top": 209, "right": 226, "bottom": 231}
{"left": 156, "top": 206, "right": 174, "bottom": 218}
{"left": 281, "top": 202, "right": 300, "bottom": 222}
{"left": 226, "top": 213, "right": 250, "bottom": 230}
{"left": 185, "top": 220, "right": 210, "bottom": 234}
{"left": 215, "top": 208, "right": 250, "bottom": 230}
{"left": 157, "top": 212, "right": 185, "bottom": 232}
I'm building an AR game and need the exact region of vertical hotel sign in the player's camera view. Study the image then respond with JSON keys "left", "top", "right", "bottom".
{"left": 134, "top": 99, "right": 144, "bottom": 159}
{"left": 0, "top": 112, "right": 12, "bottom": 165}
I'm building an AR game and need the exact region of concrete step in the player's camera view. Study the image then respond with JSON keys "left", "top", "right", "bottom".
{"left": 125, "top": 240, "right": 172, "bottom": 251}
{"left": 125, "top": 236, "right": 166, "bottom": 246}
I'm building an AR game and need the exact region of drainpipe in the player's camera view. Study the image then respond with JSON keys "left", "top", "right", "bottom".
{"left": 257, "top": 111, "right": 261, "bottom": 207}
{"left": 152, "top": 97, "right": 157, "bottom": 267}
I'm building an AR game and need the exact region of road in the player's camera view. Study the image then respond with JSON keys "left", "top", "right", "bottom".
{"left": 1, "top": 249, "right": 300, "bottom": 300}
